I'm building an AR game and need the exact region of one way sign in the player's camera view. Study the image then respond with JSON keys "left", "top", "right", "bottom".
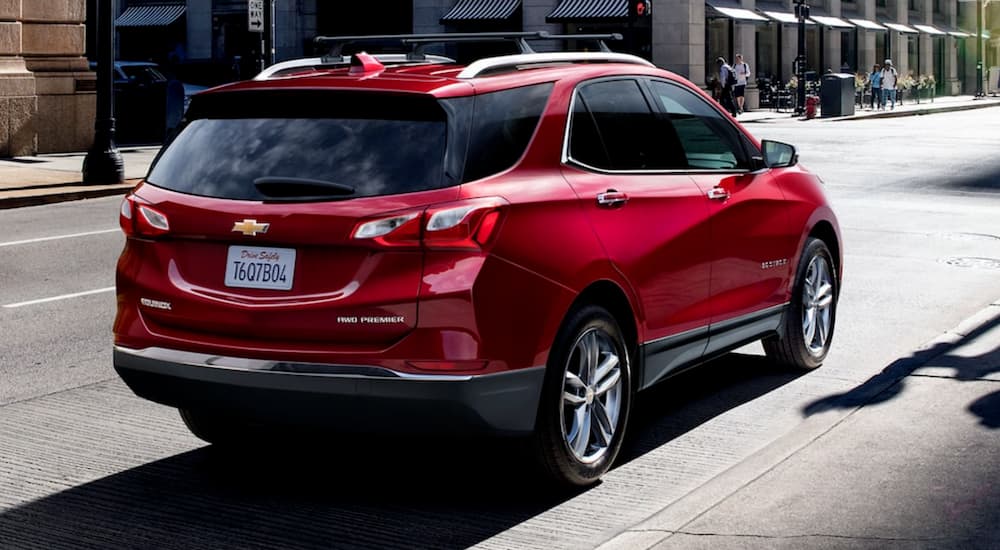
{"left": 248, "top": 0, "right": 264, "bottom": 32}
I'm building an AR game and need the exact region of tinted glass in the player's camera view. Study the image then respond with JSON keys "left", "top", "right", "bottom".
{"left": 649, "top": 80, "right": 747, "bottom": 170}
{"left": 456, "top": 83, "right": 553, "bottom": 182}
{"left": 147, "top": 92, "right": 449, "bottom": 201}
{"left": 572, "top": 79, "right": 679, "bottom": 170}
{"left": 568, "top": 94, "right": 612, "bottom": 169}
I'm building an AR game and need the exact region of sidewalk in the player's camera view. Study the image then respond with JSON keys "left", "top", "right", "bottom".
{"left": 602, "top": 299, "right": 1000, "bottom": 549}
{"left": 738, "top": 93, "right": 1000, "bottom": 124}
{"left": 0, "top": 146, "right": 158, "bottom": 209}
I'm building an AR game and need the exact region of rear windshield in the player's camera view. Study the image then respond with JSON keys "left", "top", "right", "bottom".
{"left": 147, "top": 85, "right": 552, "bottom": 201}
{"left": 147, "top": 91, "right": 450, "bottom": 201}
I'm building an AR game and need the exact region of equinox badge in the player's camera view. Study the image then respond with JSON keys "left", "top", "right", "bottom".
{"left": 232, "top": 219, "right": 270, "bottom": 236}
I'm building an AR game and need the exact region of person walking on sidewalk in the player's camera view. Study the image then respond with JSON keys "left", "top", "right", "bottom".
{"left": 716, "top": 57, "right": 738, "bottom": 117}
{"left": 881, "top": 59, "right": 899, "bottom": 110}
{"left": 733, "top": 54, "right": 751, "bottom": 114}
{"left": 869, "top": 63, "right": 882, "bottom": 110}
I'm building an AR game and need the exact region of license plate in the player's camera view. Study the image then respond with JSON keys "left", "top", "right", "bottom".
{"left": 224, "top": 245, "right": 296, "bottom": 290}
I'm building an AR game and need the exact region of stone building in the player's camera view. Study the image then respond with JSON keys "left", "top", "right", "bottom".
{"left": 1, "top": 0, "right": 95, "bottom": 157}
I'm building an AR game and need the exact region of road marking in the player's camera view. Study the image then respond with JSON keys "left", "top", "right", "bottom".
{"left": 0, "top": 229, "right": 119, "bottom": 248}
{"left": 3, "top": 287, "right": 116, "bottom": 308}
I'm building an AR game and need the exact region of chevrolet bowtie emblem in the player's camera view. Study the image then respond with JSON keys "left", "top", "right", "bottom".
{"left": 232, "top": 219, "right": 270, "bottom": 236}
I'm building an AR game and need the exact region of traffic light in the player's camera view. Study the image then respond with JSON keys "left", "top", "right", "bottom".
{"left": 629, "top": 0, "right": 651, "bottom": 19}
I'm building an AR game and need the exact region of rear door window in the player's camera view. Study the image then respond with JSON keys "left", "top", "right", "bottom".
{"left": 147, "top": 91, "right": 452, "bottom": 201}
{"left": 647, "top": 80, "right": 749, "bottom": 170}
{"left": 569, "top": 79, "right": 686, "bottom": 170}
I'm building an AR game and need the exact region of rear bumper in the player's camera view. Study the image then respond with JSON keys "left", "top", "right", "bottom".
{"left": 113, "top": 346, "right": 545, "bottom": 436}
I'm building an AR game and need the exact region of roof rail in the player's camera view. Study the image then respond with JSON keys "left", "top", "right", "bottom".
{"left": 254, "top": 54, "right": 456, "bottom": 80}
{"left": 457, "top": 52, "right": 655, "bottom": 79}
{"left": 313, "top": 31, "right": 548, "bottom": 60}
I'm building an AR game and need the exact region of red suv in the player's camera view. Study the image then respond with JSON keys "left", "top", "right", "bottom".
{"left": 113, "top": 34, "right": 841, "bottom": 486}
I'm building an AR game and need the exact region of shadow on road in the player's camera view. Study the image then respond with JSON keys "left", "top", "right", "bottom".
{"left": 803, "top": 310, "right": 1000, "bottom": 429}
{"left": 0, "top": 352, "right": 801, "bottom": 549}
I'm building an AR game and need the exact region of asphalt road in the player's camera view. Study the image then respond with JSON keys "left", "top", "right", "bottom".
{"left": 1, "top": 108, "right": 999, "bottom": 549}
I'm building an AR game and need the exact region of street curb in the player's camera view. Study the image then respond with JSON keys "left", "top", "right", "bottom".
{"left": 828, "top": 99, "right": 1000, "bottom": 121}
{"left": 0, "top": 182, "right": 135, "bottom": 210}
{"left": 596, "top": 297, "right": 1000, "bottom": 550}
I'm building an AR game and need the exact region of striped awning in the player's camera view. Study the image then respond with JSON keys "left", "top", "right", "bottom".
{"left": 441, "top": 0, "right": 521, "bottom": 22}
{"left": 115, "top": 4, "right": 186, "bottom": 28}
{"left": 547, "top": 0, "right": 627, "bottom": 23}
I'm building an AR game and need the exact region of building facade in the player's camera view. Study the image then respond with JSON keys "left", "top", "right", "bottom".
{"left": 97, "top": 0, "right": 997, "bottom": 98}
{"left": 1, "top": 0, "right": 95, "bottom": 156}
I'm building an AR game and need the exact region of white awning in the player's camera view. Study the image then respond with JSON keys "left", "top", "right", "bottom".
{"left": 883, "top": 22, "right": 919, "bottom": 34}
{"left": 948, "top": 30, "right": 972, "bottom": 37}
{"left": 809, "top": 15, "right": 855, "bottom": 29}
{"left": 848, "top": 18, "right": 887, "bottom": 31}
{"left": 761, "top": 11, "right": 815, "bottom": 24}
{"left": 711, "top": 6, "right": 770, "bottom": 22}
{"left": 913, "top": 24, "right": 946, "bottom": 35}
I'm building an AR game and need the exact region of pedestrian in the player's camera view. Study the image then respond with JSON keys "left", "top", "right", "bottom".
{"left": 880, "top": 59, "right": 898, "bottom": 110}
{"left": 869, "top": 63, "right": 882, "bottom": 110}
{"left": 733, "top": 53, "right": 751, "bottom": 114}
{"left": 716, "top": 56, "right": 738, "bottom": 117}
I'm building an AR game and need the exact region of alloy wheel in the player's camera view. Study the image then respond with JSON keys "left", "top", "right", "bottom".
{"left": 560, "top": 327, "right": 624, "bottom": 464}
{"left": 802, "top": 254, "right": 834, "bottom": 357}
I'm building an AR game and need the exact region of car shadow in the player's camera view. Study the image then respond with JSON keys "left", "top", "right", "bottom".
{"left": 803, "top": 310, "right": 1000, "bottom": 430}
{"left": 0, "top": 352, "right": 801, "bottom": 549}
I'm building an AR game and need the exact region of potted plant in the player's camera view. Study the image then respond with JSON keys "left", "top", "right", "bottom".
{"left": 899, "top": 74, "right": 916, "bottom": 104}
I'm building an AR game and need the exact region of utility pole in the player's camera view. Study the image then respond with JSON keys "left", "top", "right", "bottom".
{"left": 270, "top": 0, "right": 277, "bottom": 66}
{"left": 794, "top": 0, "right": 809, "bottom": 115}
{"left": 83, "top": 0, "right": 124, "bottom": 184}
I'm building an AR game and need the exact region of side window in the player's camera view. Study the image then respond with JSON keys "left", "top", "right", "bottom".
{"left": 570, "top": 79, "right": 685, "bottom": 170}
{"left": 648, "top": 80, "right": 748, "bottom": 170}
{"left": 461, "top": 83, "right": 553, "bottom": 182}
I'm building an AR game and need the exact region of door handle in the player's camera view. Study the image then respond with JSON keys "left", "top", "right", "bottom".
{"left": 597, "top": 190, "right": 629, "bottom": 208}
{"left": 707, "top": 187, "right": 730, "bottom": 201}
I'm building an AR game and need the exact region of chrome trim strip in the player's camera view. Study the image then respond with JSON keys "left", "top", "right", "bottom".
{"left": 114, "top": 346, "right": 476, "bottom": 381}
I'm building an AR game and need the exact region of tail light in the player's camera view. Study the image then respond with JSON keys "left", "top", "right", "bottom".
{"left": 120, "top": 194, "right": 170, "bottom": 238}
{"left": 352, "top": 197, "right": 507, "bottom": 251}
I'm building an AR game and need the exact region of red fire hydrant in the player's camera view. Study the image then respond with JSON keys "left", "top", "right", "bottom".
{"left": 805, "top": 95, "right": 819, "bottom": 119}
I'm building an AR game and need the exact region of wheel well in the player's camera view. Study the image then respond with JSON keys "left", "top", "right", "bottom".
{"left": 572, "top": 281, "right": 639, "bottom": 354}
{"left": 809, "top": 221, "right": 840, "bottom": 277}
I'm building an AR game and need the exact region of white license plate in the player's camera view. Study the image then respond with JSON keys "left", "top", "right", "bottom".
{"left": 224, "top": 245, "right": 296, "bottom": 290}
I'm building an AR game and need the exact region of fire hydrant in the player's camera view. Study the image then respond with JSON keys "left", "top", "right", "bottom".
{"left": 805, "top": 95, "right": 819, "bottom": 119}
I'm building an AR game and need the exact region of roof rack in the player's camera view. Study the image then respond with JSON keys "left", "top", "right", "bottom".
{"left": 314, "top": 32, "right": 547, "bottom": 61}
{"left": 543, "top": 34, "right": 623, "bottom": 53}
{"left": 457, "top": 52, "right": 655, "bottom": 79}
{"left": 254, "top": 53, "right": 455, "bottom": 80}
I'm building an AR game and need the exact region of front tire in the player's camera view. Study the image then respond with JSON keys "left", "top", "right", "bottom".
{"left": 534, "top": 305, "right": 633, "bottom": 486}
{"left": 764, "top": 237, "right": 838, "bottom": 370}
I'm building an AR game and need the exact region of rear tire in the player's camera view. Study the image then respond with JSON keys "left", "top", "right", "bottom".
{"left": 534, "top": 305, "right": 633, "bottom": 486}
{"left": 764, "top": 237, "right": 838, "bottom": 370}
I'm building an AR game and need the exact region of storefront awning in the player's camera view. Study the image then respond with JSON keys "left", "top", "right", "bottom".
{"left": 883, "top": 22, "right": 919, "bottom": 34}
{"left": 847, "top": 18, "right": 887, "bottom": 31}
{"left": 913, "top": 24, "right": 946, "bottom": 35}
{"left": 115, "top": 3, "right": 186, "bottom": 28}
{"left": 706, "top": 1, "right": 769, "bottom": 21}
{"left": 809, "top": 15, "right": 854, "bottom": 29}
{"left": 441, "top": 0, "right": 521, "bottom": 22}
{"left": 546, "top": 0, "right": 627, "bottom": 22}
{"left": 759, "top": 11, "right": 816, "bottom": 25}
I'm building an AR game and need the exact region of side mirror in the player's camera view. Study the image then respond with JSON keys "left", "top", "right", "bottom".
{"left": 761, "top": 140, "right": 797, "bottom": 168}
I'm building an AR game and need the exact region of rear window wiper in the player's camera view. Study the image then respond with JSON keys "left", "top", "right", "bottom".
{"left": 253, "top": 177, "right": 356, "bottom": 200}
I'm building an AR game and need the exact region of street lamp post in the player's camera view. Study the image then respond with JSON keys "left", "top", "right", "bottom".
{"left": 794, "top": 0, "right": 809, "bottom": 115}
{"left": 976, "top": 0, "right": 984, "bottom": 97}
{"left": 82, "top": 0, "right": 123, "bottom": 184}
